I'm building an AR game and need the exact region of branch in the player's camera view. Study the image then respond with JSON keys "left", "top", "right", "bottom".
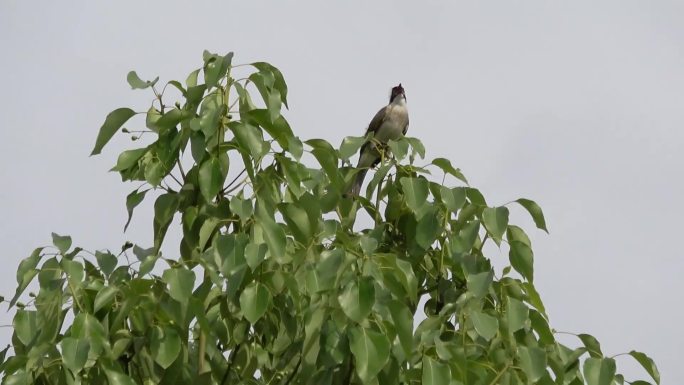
{"left": 343, "top": 357, "right": 355, "bottom": 385}
{"left": 282, "top": 355, "right": 302, "bottom": 385}
{"left": 220, "top": 344, "right": 241, "bottom": 385}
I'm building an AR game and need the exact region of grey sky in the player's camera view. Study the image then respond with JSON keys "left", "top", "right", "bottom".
{"left": 1, "top": 1, "right": 682, "bottom": 382}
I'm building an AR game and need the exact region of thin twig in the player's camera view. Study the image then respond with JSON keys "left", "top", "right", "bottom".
{"left": 222, "top": 169, "right": 247, "bottom": 194}
{"left": 168, "top": 172, "right": 183, "bottom": 188}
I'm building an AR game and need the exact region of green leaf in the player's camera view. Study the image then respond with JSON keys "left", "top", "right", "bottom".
{"left": 51, "top": 232, "right": 72, "bottom": 254}
{"left": 405, "top": 136, "right": 426, "bottom": 159}
{"left": 507, "top": 225, "right": 531, "bottom": 247}
{"left": 507, "top": 296, "right": 529, "bottom": 332}
{"left": 186, "top": 68, "right": 200, "bottom": 87}
{"left": 509, "top": 240, "right": 534, "bottom": 282}
{"left": 466, "top": 187, "right": 487, "bottom": 206}
{"left": 199, "top": 156, "right": 226, "bottom": 202}
{"left": 470, "top": 310, "right": 498, "bottom": 341}
{"left": 151, "top": 326, "right": 181, "bottom": 369}
{"left": 95, "top": 251, "right": 117, "bottom": 277}
{"left": 466, "top": 270, "right": 493, "bottom": 299}
{"left": 359, "top": 236, "right": 378, "bottom": 255}
{"left": 523, "top": 282, "right": 546, "bottom": 317}
{"left": 416, "top": 206, "right": 441, "bottom": 248}
{"left": 166, "top": 80, "right": 186, "bottom": 95}
{"left": 400, "top": 177, "right": 429, "bottom": 216}
{"left": 288, "top": 136, "right": 303, "bottom": 161}
{"left": 255, "top": 204, "right": 286, "bottom": 260}
{"left": 104, "top": 369, "right": 137, "bottom": 385}
{"left": 280, "top": 203, "right": 313, "bottom": 244}
{"left": 229, "top": 121, "right": 268, "bottom": 159}
{"left": 245, "top": 242, "right": 267, "bottom": 271}
{"left": 339, "top": 136, "right": 366, "bottom": 160}
{"left": 10, "top": 248, "right": 42, "bottom": 307}
{"left": 482, "top": 206, "right": 509, "bottom": 246}
{"left": 146, "top": 106, "right": 162, "bottom": 131}
{"left": 306, "top": 139, "right": 342, "bottom": 188}
{"left": 561, "top": 347, "right": 587, "bottom": 372}
{"left": 110, "top": 148, "right": 147, "bottom": 172}
{"left": 124, "top": 189, "right": 147, "bottom": 231}
{"left": 230, "top": 195, "right": 254, "bottom": 221}
{"left": 252, "top": 62, "right": 289, "bottom": 108}
{"left": 154, "top": 108, "right": 192, "bottom": 133}
{"left": 349, "top": 327, "right": 390, "bottom": 383}
{"left": 302, "top": 307, "right": 326, "bottom": 370}
{"left": 246, "top": 110, "right": 294, "bottom": 151}
{"left": 388, "top": 138, "right": 409, "bottom": 161}
{"left": 249, "top": 71, "right": 281, "bottom": 122}
{"left": 516, "top": 198, "right": 549, "bottom": 233}
{"left": 162, "top": 268, "right": 196, "bottom": 304}
{"left": 239, "top": 282, "right": 272, "bottom": 323}
{"left": 432, "top": 158, "right": 468, "bottom": 184}
{"left": 60, "top": 337, "right": 89, "bottom": 373}
{"left": 387, "top": 300, "right": 413, "bottom": 358}
{"left": 395, "top": 259, "right": 418, "bottom": 304}
{"left": 579, "top": 333, "right": 603, "bottom": 358}
{"left": 94, "top": 286, "right": 118, "bottom": 313}
{"left": 308, "top": 249, "right": 343, "bottom": 293}
{"left": 339, "top": 136, "right": 366, "bottom": 161}
{"left": 204, "top": 52, "right": 233, "bottom": 90}
{"left": 126, "top": 71, "right": 158, "bottom": 89}
{"left": 71, "top": 314, "right": 106, "bottom": 355}
{"left": 190, "top": 131, "right": 206, "bottom": 163}
{"left": 91, "top": 108, "right": 136, "bottom": 155}
{"left": 629, "top": 350, "right": 660, "bottom": 384}
{"left": 583, "top": 357, "right": 616, "bottom": 385}
{"left": 3, "top": 372, "right": 29, "bottom": 385}
{"left": 422, "top": 356, "right": 451, "bottom": 385}
{"left": 338, "top": 277, "right": 374, "bottom": 323}
{"left": 143, "top": 157, "right": 164, "bottom": 185}
{"left": 365, "top": 163, "right": 391, "bottom": 199}
{"left": 13, "top": 310, "right": 37, "bottom": 346}
{"left": 439, "top": 186, "right": 466, "bottom": 212}
{"left": 529, "top": 310, "right": 554, "bottom": 344}
{"left": 197, "top": 91, "right": 224, "bottom": 137}
{"left": 518, "top": 346, "right": 547, "bottom": 383}
{"left": 153, "top": 193, "right": 179, "bottom": 252}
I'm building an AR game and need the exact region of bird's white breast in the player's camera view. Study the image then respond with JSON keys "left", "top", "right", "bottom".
{"left": 375, "top": 101, "right": 408, "bottom": 142}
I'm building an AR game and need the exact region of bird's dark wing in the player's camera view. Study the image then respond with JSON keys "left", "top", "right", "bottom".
{"left": 365, "top": 106, "right": 387, "bottom": 135}
{"left": 402, "top": 115, "right": 409, "bottom": 135}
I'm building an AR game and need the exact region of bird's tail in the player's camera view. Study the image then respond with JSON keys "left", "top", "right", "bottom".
{"left": 348, "top": 169, "right": 368, "bottom": 197}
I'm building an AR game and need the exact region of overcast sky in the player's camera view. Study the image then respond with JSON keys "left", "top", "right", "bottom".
{"left": 1, "top": 1, "right": 682, "bottom": 382}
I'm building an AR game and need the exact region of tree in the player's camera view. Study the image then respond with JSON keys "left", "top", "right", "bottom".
{"left": 0, "top": 51, "right": 660, "bottom": 385}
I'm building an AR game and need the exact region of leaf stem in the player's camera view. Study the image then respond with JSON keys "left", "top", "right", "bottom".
{"left": 488, "top": 363, "right": 510, "bottom": 385}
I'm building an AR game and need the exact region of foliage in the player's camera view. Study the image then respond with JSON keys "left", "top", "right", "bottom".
{"left": 0, "top": 51, "right": 660, "bottom": 385}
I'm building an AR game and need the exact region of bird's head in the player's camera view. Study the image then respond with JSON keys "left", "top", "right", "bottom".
{"left": 390, "top": 83, "right": 406, "bottom": 103}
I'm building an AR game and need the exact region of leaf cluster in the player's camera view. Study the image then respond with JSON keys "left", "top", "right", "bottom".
{"left": 0, "top": 51, "right": 660, "bottom": 385}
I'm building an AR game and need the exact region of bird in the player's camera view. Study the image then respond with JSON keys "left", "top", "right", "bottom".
{"left": 348, "top": 84, "right": 409, "bottom": 196}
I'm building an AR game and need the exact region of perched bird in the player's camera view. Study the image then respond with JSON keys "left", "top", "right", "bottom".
{"left": 348, "top": 84, "right": 409, "bottom": 196}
